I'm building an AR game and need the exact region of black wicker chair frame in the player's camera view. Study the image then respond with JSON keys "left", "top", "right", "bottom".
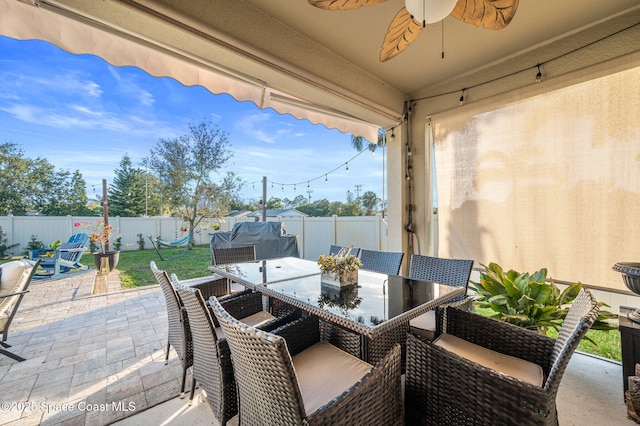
{"left": 211, "top": 245, "right": 256, "bottom": 265}
{"left": 407, "top": 254, "right": 474, "bottom": 340}
{"left": 329, "top": 244, "right": 361, "bottom": 257}
{"left": 173, "top": 280, "right": 301, "bottom": 423}
{"left": 151, "top": 261, "right": 235, "bottom": 398}
{"left": 358, "top": 249, "right": 404, "bottom": 276}
{"left": 408, "top": 254, "right": 473, "bottom": 290}
{"left": 405, "top": 288, "right": 600, "bottom": 425}
{"left": 209, "top": 297, "right": 404, "bottom": 426}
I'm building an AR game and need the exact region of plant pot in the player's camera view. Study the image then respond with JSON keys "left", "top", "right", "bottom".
{"left": 321, "top": 269, "right": 358, "bottom": 287}
{"left": 93, "top": 251, "right": 120, "bottom": 273}
{"left": 339, "top": 269, "right": 358, "bottom": 286}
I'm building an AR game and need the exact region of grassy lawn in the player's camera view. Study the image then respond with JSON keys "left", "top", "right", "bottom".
{"left": 84, "top": 245, "right": 214, "bottom": 289}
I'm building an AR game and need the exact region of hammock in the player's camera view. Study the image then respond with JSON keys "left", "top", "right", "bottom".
{"left": 148, "top": 234, "right": 192, "bottom": 261}
{"left": 155, "top": 235, "right": 190, "bottom": 248}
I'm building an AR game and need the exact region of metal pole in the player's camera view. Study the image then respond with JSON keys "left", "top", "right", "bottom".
{"left": 262, "top": 176, "right": 267, "bottom": 222}
{"left": 102, "top": 178, "right": 110, "bottom": 252}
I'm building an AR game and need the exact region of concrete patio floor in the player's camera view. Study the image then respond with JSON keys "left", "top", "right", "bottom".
{"left": 0, "top": 269, "right": 636, "bottom": 425}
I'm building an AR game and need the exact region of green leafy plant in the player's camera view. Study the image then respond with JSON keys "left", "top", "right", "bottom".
{"left": 25, "top": 235, "right": 44, "bottom": 253}
{"left": 114, "top": 236, "right": 122, "bottom": 251}
{"left": 137, "top": 233, "right": 145, "bottom": 250}
{"left": 0, "top": 226, "right": 19, "bottom": 258}
{"left": 470, "top": 262, "right": 617, "bottom": 341}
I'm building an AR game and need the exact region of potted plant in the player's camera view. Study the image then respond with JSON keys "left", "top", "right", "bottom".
{"left": 470, "top": 262, "right": 617, "bottom": 341}
{"left": 317, "top": 246, "right": 362, "bottom": 287}
{"left": 75, "top": 220, "right": 120, "bottom": 273}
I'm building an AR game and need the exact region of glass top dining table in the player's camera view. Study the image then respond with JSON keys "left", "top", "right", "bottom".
{"left": 209, "top": 256, "right": 465, "bottom": 363}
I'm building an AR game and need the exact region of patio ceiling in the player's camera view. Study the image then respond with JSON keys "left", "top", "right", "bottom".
{"left": 4, "top": 0, "right": 640, "bottom": 142}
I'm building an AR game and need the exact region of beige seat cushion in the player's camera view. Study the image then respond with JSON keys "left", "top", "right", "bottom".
{"left": 409, "top": 310, "right": 436, "bottom": 341}
{"left": 292, "top": 341, "right": 372, "bottom": 414}
{"left": 433, "top": 333, "right": 544, "bottom": 386}
{"left": 0, "top": 260, "right": 30, "bottom": 296}
{"left": 214, "top": 310, "right": 276, "bottom": 340}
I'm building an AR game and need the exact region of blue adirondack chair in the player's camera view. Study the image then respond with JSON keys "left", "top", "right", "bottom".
{"left": 33, "top": 233, "right": 90, "bottom": 278}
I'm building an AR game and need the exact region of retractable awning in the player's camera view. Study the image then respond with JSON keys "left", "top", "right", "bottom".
{"left": 2, "top": 0, "right": 393, "bottom": 143}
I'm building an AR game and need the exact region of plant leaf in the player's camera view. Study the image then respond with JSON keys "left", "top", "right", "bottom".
{"left": 558, "top": 283, "right": 582, "bottom": 305}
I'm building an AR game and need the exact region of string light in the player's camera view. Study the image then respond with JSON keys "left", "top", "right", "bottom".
{"left": 408, "top": 22, "right": 640, "bottom": 108}
{"left": 390, "top": 128, "right": 395, "bottom": 141}
{"left": 247, "top": 146, "right": 380, "bottom": 195}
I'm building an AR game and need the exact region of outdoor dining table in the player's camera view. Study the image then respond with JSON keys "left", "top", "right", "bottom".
{"left": 209, "top": 256, "right": 464, "bottom": 364}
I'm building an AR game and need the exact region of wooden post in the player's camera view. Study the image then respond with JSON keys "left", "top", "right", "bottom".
{"left": 91, "top": 256, "right": 110, "bottom": 294}
{"left": 262, "top": 176, "right": 267, "bottom": 222}
{"left": 102, "top": 179, "right": 110, "bottom": 253}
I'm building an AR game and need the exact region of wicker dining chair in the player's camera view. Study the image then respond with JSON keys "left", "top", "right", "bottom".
{"left": 173, "top": 279, "right": 301, "bottom": 419}
{"left": 329, "top": 244, "right": 361, "bottom": 257}
{"left": 151, "top": 261, "right": 234, "bottom": 398}
{"left": 359, "top": 249, "right": 404, "bottom": 275}
{"left": 405, "top": 288, "right": 599, "bottom": 425}
{"left": 209, "top": 296, "right": 404, "bottom": 426}
{"left": 407, "top": 254, "right": 474, "bottom": 341}
{"left": 210, "top": 245, "right": 257, "bottom": 293}
{"left": 211, "top": 245, "right": 256, "bottom": 265}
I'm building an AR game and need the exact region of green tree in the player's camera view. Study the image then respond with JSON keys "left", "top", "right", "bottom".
{"left": 350, "top": 127, "right": 387, "bottom": 153}
{"left": 266, "top": 197, "right": 284, "bottom": 209}
{"left": 38, "top": 170, "right": 92, "bottom": 216}
{"left": 109, "top": 154, "right": 147, "bottom": 217}
{"left": 0, "top": 142, "right": 84, "bottom": 215}
{"left": 361, "top": 191, "right": 380, "bottom": 215}
{"left": 284, "top": 195, "right": 307, "bottom": 208}
{"left": 149, "top": 119, "right": 238, "bottom": 239}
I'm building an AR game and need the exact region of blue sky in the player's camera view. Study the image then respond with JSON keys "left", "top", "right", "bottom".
{"left": 0, "top": 35, "right": 386, "bottom": 206}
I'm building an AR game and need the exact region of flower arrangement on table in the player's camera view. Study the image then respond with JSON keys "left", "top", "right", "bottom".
{"left": 317, "top": 246, "right": 362, "bottom": 286}
{"left": 75, "top": 219, "right": 113, "bottom": 254}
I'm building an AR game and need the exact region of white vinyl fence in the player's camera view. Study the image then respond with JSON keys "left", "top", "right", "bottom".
{"left": 0, "top": 214, "right": 388, "bottom": 261}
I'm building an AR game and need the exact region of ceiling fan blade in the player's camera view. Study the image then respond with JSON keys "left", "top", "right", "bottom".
{"left": 450, "top": 0, "right": 519, "bottom": 29}
{"left": 380, "top": 7, "right": 423, "bottom": 62}
{"left": 308, "top": 0, "right": 388, "bottom": 10}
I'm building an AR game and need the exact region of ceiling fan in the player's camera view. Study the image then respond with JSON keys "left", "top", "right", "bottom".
{"left": 308, "top": 0, "right": 519, "bottom": 61}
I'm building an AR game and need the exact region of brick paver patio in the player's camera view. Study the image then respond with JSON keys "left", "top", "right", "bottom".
{"left": 0, "top": 269, "right": 183, "bottom": 425}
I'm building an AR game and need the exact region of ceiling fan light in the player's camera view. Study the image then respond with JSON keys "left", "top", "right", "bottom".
{"left": 405, "top": 0, "right": 458, "bottom": 25}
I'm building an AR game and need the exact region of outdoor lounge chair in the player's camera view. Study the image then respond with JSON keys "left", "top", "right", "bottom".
{"left": 0, "top": 258, "right": 41, "bottom": 361}
{"left": 407, "top": 254, "right": 474, "bottom": 341}
{"left": 33, "top": 233, "right": 89, "bottom": 278}
{"left": 359, "top": 249, "right": 404, "bottom": 276}
{"left": 404, "top": 288, "right": 599, "bottom": 425}
{"left": 173, "top": 282, "right": 301, "bottom": 424}
{"left": 209, "top": 296, "right": 404, "bottom": 426}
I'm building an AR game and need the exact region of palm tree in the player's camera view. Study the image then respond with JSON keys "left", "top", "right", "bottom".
{"left": 350, "top": 128, "right": 387, "bottom": 153}
{"left": 351, "top": 127, "right": 388, "bottom": 217}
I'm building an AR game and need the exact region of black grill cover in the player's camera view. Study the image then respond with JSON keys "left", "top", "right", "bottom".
{"left": 210, "top": 222, "right": 299, "bottom": 260}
